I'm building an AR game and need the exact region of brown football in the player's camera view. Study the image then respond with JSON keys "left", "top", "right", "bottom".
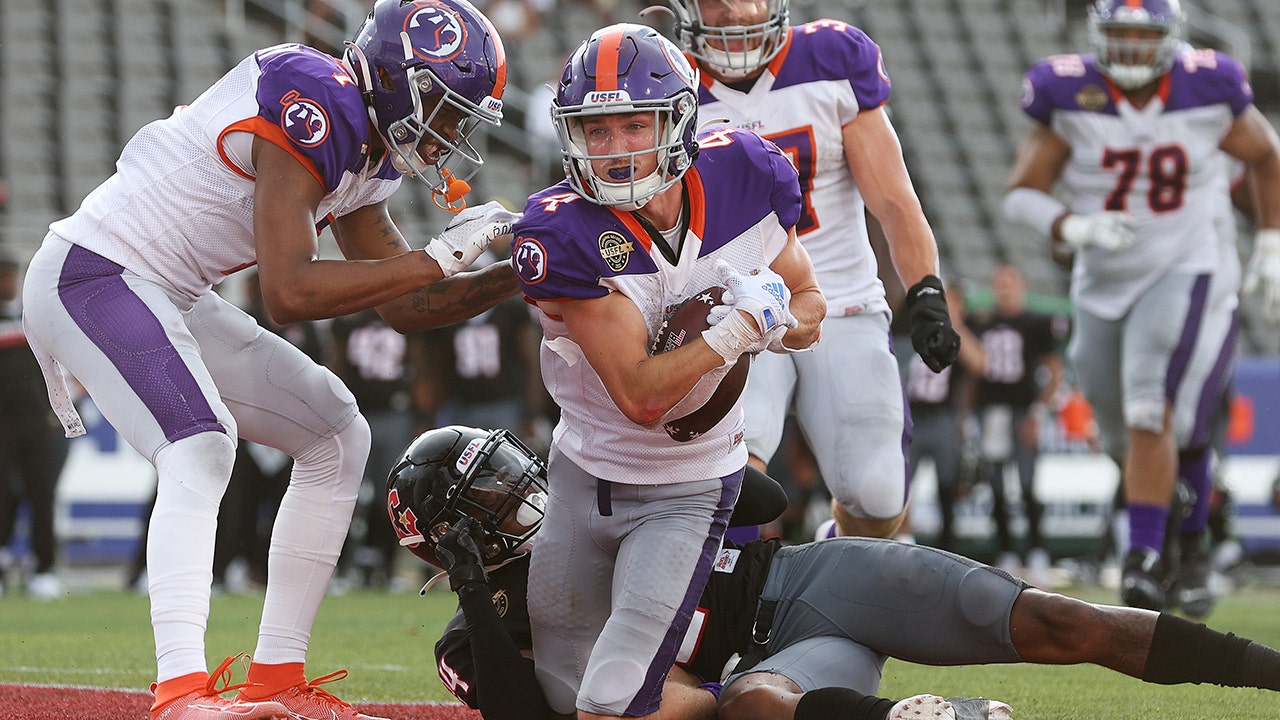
{"left": 651, "top": 286, "right": 750, "bottom": 442}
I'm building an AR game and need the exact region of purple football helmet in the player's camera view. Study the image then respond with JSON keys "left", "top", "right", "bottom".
{"left": 552, "top": 23, "right": 700, "bottom": 211}
{"left": 344, "top": 0, "right": 506, "bottom": 197}
{"left": 386, "top": 425, "right": 547, "bottom": 569}
{"left": 1089, "top": 0, "right": 1184, "bottom": 89}
{"left": 666, "top": 0, "right": 790, "bottom": 79}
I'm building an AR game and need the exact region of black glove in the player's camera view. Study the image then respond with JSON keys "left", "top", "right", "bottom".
{"left": 905, "top": 275, "right": 961, "bottom": 373}
{"left": 435, "top": 516, "right": 489, "bottom": 592}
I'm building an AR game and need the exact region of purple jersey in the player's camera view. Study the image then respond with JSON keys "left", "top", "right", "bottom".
{"left": 49, "top": 44, "right": 401, "bottom": 300}
{"left": 510, "top": 127, "right": 800, "bottom": 482}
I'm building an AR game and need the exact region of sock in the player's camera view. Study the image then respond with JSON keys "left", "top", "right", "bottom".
{"left": 1127, "top": 503, "right": 1169, "bottom": 554}
{"left": 254, "top": 418, "right": 368, "bottom": 666}
{"left": 1177, "top": 449, "right": 1211, "bottom": 534}
{"left": 241, "top": 661, "right": 306, "bottom": 698}
{"left": 794, "top": 687, "right": 895, "bottom": 720}
{"left": 150, "top": 671, "right": 207, "bottom": 711}
{"left": 1142, "top": 613, "right": 1280, "bottom": 690}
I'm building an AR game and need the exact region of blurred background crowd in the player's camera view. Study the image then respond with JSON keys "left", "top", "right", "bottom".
{"left": 1, "top": 0, "right": 1278, "bottom": 601}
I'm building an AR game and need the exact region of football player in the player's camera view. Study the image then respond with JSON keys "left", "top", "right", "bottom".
{"left": 387, "top": 425, "right": 1280, "bottom": 720}
{"left": 508, "top": 22, "right": 825, "bottom": 720}
{"left": 1003, "top": 0, "right": 1280, "bottom": 612}
{"left": 20, "top": 1, "right": 520, "bottom": 719}
{"left": 959, "top": 264, "right": 1067, "bottom": 586}
{"left": 657, "top": 0, "right": 962, "bottom": 540}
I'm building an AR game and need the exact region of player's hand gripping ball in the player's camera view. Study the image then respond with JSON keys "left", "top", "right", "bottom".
{"left": 651, "top": 287, "right": 750, "bottom": 442}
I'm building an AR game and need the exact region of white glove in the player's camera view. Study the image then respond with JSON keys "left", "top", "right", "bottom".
{"left": 423, "top": 200, "right": 521, "bottom": 277}
{"left": 1058, "top": 211, "right": 1136, "bottom": 252}
{"left": 702, "top": 262, "right": 796, "bottom": 363}
{"left": 1243, "top": 228, "right": 1280, "bottom": 323}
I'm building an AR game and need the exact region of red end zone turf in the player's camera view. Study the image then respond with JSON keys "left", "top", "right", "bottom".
{"left": 0, "top": 684, "right": 480, "bottom": 720}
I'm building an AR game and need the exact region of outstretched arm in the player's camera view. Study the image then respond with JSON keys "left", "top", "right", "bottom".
{"left": 251, "top": 135, "right": 519, "bottom": 330}
{"left": 329, "top": 202, "right": 522, "bottom": 331}
{"left": 435, "top": 521, "right": 551, "bottom": 720}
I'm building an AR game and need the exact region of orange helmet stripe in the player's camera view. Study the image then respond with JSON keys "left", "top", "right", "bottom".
{"left": 593, "top": 26, "right": 627, "bottom": 92}
{"left": 473, "top": 8, "right": 508, "bottom": 98}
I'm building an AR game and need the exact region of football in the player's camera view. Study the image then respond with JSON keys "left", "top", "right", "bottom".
{"left": 651, "top": 286, "right": 750, "bottom": 442}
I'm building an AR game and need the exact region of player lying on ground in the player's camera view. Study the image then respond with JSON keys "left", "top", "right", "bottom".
{"left": 385, "top": 426, "right": 1280, "bottom": 720}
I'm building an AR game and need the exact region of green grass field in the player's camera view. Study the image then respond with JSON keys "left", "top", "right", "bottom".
{"left": 3, "top": 583, "right": 1280, "bottom": 718}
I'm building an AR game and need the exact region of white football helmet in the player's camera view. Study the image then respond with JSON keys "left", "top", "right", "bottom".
{"left": 667, "top": 0, "right": 790, "bottom": 79}
{"left": 1089, "top": 0, "right": 1184, "bottom": 90}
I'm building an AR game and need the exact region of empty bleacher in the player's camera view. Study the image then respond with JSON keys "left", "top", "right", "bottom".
{"left": 2, "top": 0, "right": 1279, "bottom": 343}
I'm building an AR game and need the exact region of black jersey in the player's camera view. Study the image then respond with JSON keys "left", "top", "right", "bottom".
{"left": 678, "top": 537, "right": 780, "bottom": 682}
{"left": 0, "top": 307, "right": 46, "bottom": 418}
{"left": 433, "top": 538, "right": 780, "bottom": 713}
{"left": 969, "top": 310, "right": 1067, "bottom": 409}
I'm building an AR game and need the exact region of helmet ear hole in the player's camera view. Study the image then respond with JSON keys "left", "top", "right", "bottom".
{"left": 377, "top": 66, "right": 397, "bottom": 92}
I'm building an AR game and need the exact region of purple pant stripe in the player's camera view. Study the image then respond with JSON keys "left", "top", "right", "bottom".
{"left": 627, "top": 469, "right": 741, "bottom": 717}
{"left": 1164, "top": 274, "right": 1210, "bottom": 404}
{"left": 57, "top": 245, "right": 224, "bottom": 443}
{"left": 891, "top": 327, "right": 914, "bottom": 505}
{"left": 1187, "top": 310, "right": 1239, "bottom": 450}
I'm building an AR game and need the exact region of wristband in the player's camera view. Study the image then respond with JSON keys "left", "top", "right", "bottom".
{"left": 1003, "top": 187, "right": 1066, "bottom": 239}
{"left": 697, "top": 681, "right": 723, "bottom": 700}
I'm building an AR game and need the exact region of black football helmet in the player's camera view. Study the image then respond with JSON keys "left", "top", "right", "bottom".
{"left": 386, "top": 425, "right": 547, "bottom": 568}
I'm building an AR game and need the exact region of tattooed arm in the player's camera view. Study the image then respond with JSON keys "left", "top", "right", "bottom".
{"left": 252, "top": 137, "right": 466, "bottom": 325}
{"left": 329, "top": 200, "right": 521, "bottom": 331}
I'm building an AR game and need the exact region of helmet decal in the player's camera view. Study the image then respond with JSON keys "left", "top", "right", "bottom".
{"left": 405, "top": 3, "right": 466, "bottom": 62}
{"left": 456, "top": 437, "right": 484, "bottom": 474}
{"left": 385, "top": 426, "right": 548, "bottom": 568}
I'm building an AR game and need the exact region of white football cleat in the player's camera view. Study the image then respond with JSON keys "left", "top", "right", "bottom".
{"left": 890, "top": 694, "right": 954, "bottom": 719}
{"left": 946, "top": 696, "right": 1014, "bottom": 720}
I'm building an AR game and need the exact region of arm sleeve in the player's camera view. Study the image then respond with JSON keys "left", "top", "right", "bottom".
{"left": 456, "top": 583, "right": 551, "bottom": 720}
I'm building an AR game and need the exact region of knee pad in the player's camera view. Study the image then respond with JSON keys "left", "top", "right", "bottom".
{"left": 1125, "top": 398, "right": 1168, "bottom": 434}
{"left": 154, "top": 431, "right": 237, "bottom": 506}
{"left": 580, "top": 657, "right": 648, "bottom": 715}
{"left": 956, "top": 565, "right": 1022, "bottom": 631}
{"left": 291, "top": 413, "right": 371, "bottom": 498}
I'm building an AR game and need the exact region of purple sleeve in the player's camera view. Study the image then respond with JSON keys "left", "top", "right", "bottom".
{"left": 1020, "top": 59, "right": 1063, "bottom": 126}
{"left": 1166, "top": 50, "right": 1254, "bottom": 116}
{"left": 511, "top": 188, "right": 614, "bottom": 302}
{"left": 254, "top": 45, "right": 370, "bottom": 192}
{"left": 839, "top": 24, "right": 892, "bottom": 111}
{"left": 758, "top": 136, "right": 803, "bottom": 231}
{"left": 695, "top": 129, "right": 802, "bottom": 248}
{"left": 776, "top": 22, "right": 890, "bottom": 114}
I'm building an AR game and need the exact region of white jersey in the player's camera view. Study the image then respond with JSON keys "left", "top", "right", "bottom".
{"left": 695, "top": 20, "right": 891, "bottom": 318}
{"left": 512, "top": 128, "right": 801, "bottom": 483}
{"left": 49, "top": 44, "right": 401, "bottom": 302}
{"left": 1021, "top": 50, "right": 1253, "bottom": 319}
